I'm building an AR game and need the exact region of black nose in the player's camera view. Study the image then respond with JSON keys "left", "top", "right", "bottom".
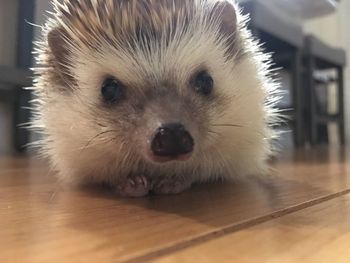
{"left": 151, "top": 123, "right": 194, "bottom": 158}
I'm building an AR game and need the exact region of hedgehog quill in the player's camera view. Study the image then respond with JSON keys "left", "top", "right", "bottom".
{"left": 32, "top": 0, "right": 280, "bottom": 197}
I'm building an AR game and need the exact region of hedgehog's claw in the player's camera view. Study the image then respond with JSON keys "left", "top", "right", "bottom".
{"left": 152, "top": 176, "right": 193, "bottom": 195}
{"left": 116, "top": 175, "right": 150, "bottom": 197}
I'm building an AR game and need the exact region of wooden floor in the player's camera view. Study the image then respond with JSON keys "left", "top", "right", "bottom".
{"left": 1, "top": 147, "right": 350, "bottom": 263}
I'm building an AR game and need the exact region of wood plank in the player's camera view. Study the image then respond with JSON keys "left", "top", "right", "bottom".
{"left": 153, "top": 193, "right": 350, "bottom": 263}
{"left": 1, "top": 148, "right": 350, "bottom": 263}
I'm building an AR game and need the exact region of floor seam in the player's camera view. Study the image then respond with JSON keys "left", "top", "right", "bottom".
{"left": 120, "top": 188, "right": 350, "bottom": 263}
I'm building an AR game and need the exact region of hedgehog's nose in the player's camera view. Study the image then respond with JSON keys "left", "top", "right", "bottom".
{"left": 151, "top": 123, "right": 194, "bottom": 162}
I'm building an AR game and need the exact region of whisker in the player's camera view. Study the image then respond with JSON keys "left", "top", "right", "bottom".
{"left": 211, "top": 123, "right": 266, "bottom": 137}
{"left": 80, "top": 130, "right": 117, "bottom": 152}
{"left": 211, "top": 124, "right": 243, "bottom": 128}
{"left": 207, "top": 129, "right": 220, "bottom": 135}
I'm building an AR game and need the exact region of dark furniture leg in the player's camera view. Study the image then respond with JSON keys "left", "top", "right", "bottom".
{"left": 306, "top": 55, "right": 318, "bottom": 145}
{"left": 13, "top": 88, "right": 31, "bottom": 152}
{"left": 291, "top": 49, "right": 304, "bottom": 146}
{"left": 337, "top": 66, "right": 345, "bottom": 145}
{"left": 13, "top": 0, "right": 35, "bottom": 152}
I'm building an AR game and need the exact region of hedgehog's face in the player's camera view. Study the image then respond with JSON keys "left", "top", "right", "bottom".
{"left": 69, "top": 39, "right": 232, "bottom": 164}
{"left": 95, "top": 71, "right": 213, "bottom": 163}
{"left": 42, "top": 0, "right": 268, "bottom": 174}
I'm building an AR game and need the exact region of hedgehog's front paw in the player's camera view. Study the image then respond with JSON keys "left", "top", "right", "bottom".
{"left": 115, "top": 175, "right": 150, "bottom": 197}
{"left": 152, "top": 177, "right": 193, "bottom": 195}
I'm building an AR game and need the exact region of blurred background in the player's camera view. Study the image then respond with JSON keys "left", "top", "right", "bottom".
{"left": 0, "top": 0, "right": 348, "bottom": 154}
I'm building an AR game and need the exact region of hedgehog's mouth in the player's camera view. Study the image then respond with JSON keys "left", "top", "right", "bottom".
{"left": 145, "top": 122, "right": 194, "bottom": 163}
{"left": 146, "top": 151, "right": 193, "bottom": 163}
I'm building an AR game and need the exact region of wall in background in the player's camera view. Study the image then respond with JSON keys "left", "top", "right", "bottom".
{"left": 0, "top": 1, "right": 19, "bottom": 65}
{"left": 303, "top": 0, "right": 350, "bottom": 142}
{"left": 0, "top": 0, "right": 19, "bottom": 154}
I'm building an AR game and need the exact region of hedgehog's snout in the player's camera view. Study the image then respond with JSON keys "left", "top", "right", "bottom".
{"left": 150, "top": 123, "right": 194, "bottom": 163}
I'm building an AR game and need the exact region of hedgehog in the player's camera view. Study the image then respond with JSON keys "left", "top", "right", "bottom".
{"left": 31, "top": 0, "right": 279, "bottom": 197}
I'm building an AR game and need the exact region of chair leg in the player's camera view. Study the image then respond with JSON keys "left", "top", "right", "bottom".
{"left": 13, "top": 87, "right": 31, "bottom": 152}
{"left": 337, "top": 66, "right": 345, "bottom": 145}
{"left": 13, "top": 0, "right": 35, "bottom": 153}
{"left": 306, "top": 56, "right": 318, "bottom": 145}
{"left": 291, "top": 50, "right": 304, "bottom": 147}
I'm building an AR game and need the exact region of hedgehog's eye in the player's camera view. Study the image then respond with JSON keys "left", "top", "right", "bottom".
{"left": 192, "top": 71, "right": 214, "bottom": 96}
{"left": 101, "top": 77, "right": 125, "bottom": 103}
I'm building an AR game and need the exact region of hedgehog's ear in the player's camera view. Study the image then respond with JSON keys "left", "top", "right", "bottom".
{"left": 48, "top": 27, "right": 69, "bottom": 65}
{"left": 47, "top": 27, "right": 75, "bottom": 87}
{"left": 211, "top": 0, "right": 237, "bottom": 37}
